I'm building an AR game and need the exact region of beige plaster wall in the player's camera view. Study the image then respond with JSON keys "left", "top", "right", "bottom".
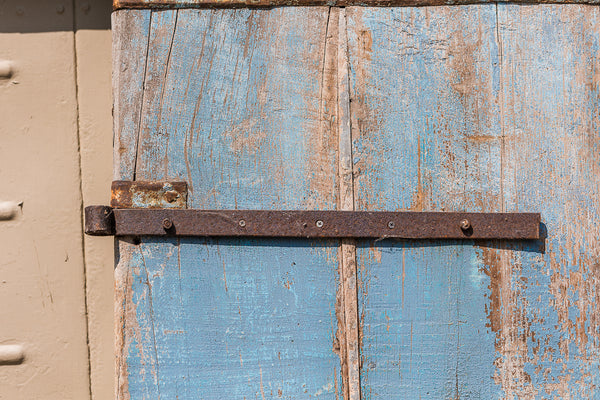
{"left": 0, "top": 1, "right": 113, "bottom": 399}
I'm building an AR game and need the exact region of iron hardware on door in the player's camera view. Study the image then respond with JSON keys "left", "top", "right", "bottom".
{"left": 84, "top": 181, "right": 540, "bottom": 240}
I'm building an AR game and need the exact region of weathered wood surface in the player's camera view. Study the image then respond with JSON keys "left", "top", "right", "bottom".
{"left": 336, "top": 9, "right": 361, "bottom": 400}
{"left": 347, "top": 6, "right": 505, "bottom": 398}
{"left": 114, "top": 0, "right": 600, "bottom": 10}
{"left": 114, "top": 4, "right": 600, "bottom": 399}
{"left": 347, "top": 4, "right": 600, "bottom": 399}
{"left": 114, "top": 8, "right": 345, "bottom": 399}
{"left": 113, "top": 10, "right": 152, "bottom": 181}
{"left": 493, "top": 6, "right": 600, "bottom": 398}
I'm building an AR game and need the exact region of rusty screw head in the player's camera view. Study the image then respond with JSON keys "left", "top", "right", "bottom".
{"left": 162, "top": 218, "right": 173, "bottom": 230}
{"left": 388, "top": 221, "right": 395, "bottom": 229}
{"left": 460, "top": 219, "right": 471, "bottom": 231}
{"left": 165, "top": 190, "right": 179, "bottom": 203}
{"left": 316, "top": 220, "right": 324, "bottom": 228}
{"left": 238, "top": 219, "right": 246, "bottom": 227}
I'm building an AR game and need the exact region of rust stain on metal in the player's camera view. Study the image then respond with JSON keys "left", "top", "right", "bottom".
{"left": 111, "top": 180, "right": 188, "bottom": 208}
{"left": 85, "top": 205, "right": 115, "bottom": 236}
{"left": 86, "top": 208, "right": 541, "bottom": 239}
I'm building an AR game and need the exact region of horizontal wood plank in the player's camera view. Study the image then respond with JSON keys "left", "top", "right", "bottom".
{"left": 115, "top": 0, "right": 600, "bottom": 9}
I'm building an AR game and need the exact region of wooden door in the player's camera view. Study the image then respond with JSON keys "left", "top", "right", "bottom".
{"left": 112, "top": 2, "right": 600, "bottom": 399}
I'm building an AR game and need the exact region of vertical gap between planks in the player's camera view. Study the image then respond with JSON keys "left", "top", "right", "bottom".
{"left": 337, "top": 8, "right": 361, "bottom": 400}
{"left": 71, "top": 0, "right": 93, "bottom": 398}
{"left": 495, "top": 4, "right": 505, "bottom": 212}
{"left": 321, "top": 8, "right": 349, "bottom": 399}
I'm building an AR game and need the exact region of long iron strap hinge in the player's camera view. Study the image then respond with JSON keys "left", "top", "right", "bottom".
{"left": 84, "top": 181, "right": 540, "bottom": 239}
{"left": 84, "top": 207, "right": 541, "bottom": 240}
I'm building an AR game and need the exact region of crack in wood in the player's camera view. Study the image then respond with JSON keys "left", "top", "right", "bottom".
{"left": 336, "top": 8, "right": 361, "bottom": 400}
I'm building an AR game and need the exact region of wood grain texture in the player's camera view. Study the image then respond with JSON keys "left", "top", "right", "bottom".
{"left": 113, "top": 0, "right": 600, "bottom": 10}
{"left": 492, "top": 5, "right": 600, "bottom": 398}
{"left": 114, "top": 4, "right": 600, "bottom": 399}
{"left": 112, "top": 9, "right": 152, "bottom": 180}
{"left": 347, "top": 4, "right": 600, "bottom": 399}
{"left": 114, "top": 8, "right": 346, "bottom": 399}
{"left": 347, "top": 6, "right": 506, "bottom": 398}
{"left": 336, "top": 8, "right": 361, "bottom": 400}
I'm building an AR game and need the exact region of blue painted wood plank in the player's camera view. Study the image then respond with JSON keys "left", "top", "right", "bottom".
{"left": 114, "top": 5, "right": 600, "bottom": 399}
{"left": 116, "top": 239, "right": 163, "bottom": 399}
{"left": 346, "top": 6, "right": 505, "bottom": 398}
{"left": 135, "top": 8, "right": 339, "bottom": 210}
{"left": 348, "top": 4, "right": 600, "bottom": 399}
{"left": 112, "top": 10, "right": 152, "bottom": 180}
{"left": 135, "top": 9, "right": 178, "bottom": 180}
{"left": 493, "top": 5, "right": 600, "bottom": 397}
{"left": 114, "top": 8, "right": 345, "bottom": 399}
{"left": 118, "top": 237, "right": 342, "bottom": 399}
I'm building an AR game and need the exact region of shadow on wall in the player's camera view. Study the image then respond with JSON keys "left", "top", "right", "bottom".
{"left": 0, "top": 0, "right": 111, "bottom": 33}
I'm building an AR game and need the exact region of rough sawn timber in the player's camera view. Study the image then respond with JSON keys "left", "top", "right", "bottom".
{"left": 112, "top": 4, "right": 600, "bottom": 400}
{"left": 347, "top": 6, "right": 505, "bottom": 398}
{"left": 114, "top": 7, "right": 347, "bottom": 399}
{"left": 347, "top": 4, "right": 600, "bottom": 399}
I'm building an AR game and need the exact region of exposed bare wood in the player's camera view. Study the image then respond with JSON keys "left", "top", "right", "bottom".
{"left": 337, "top": 8, "right": 361, "bottom": 400}
{"left": 114, "top": 0, "right": 600, "bottom": 9}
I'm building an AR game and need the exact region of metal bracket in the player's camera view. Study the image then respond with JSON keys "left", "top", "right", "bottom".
{"left": 85, "top": 181, "right": 540, "bottom": 239}
{"left": 84, "top": 206, "right": 540, "bottom": 239}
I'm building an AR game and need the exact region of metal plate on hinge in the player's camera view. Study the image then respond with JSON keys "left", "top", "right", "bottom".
{"left": 111, "top": 180, "right": 187, "bottom": 209}
{"left": 85, "top": 206, "right": 540, "bottom": 239}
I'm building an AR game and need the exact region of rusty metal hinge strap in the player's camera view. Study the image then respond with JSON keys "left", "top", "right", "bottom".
{"left": 84, "top": 206, "right": 540, "bottom": 239}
